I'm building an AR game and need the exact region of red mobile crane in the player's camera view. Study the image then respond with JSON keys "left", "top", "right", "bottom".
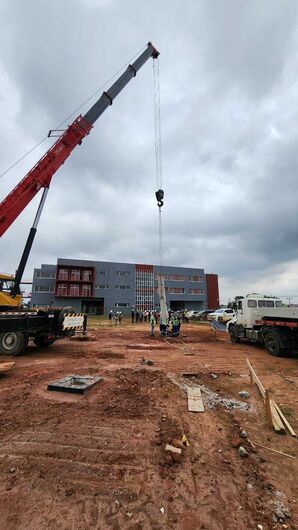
{"left": 0, "top": 42, "right": 159, "bottom": 355}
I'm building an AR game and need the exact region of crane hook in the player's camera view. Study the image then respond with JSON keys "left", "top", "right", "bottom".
{"left": 155, "top": 189, "right": 164, "bottom": 207}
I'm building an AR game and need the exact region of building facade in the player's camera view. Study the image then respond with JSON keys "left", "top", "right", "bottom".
{"left": 31, "top": 258, "right": 219, "bottom": 315}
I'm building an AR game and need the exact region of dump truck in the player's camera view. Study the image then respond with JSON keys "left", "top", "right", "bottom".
{"left": 227, "top": 293, "right": 298, "bottom": 356}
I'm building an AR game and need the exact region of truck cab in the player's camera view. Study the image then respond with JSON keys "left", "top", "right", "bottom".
{"left": 230, "top": 294, "right": 283, "bottom": 328}
{"left": 227, "top": 294, "right": 298, "bottom": 356}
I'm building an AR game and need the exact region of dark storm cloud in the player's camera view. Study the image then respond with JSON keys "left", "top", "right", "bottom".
{"left": 1, "top": 0, "right": 298, "bottom": 302}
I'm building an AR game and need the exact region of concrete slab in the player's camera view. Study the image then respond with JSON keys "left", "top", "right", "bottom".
{"left": 47, "top": 375, "right": 102, "bottom": 394}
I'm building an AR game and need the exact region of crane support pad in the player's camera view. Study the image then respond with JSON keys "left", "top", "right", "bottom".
{"left": 47, "top": 375, "right": 102, "bottom": 394}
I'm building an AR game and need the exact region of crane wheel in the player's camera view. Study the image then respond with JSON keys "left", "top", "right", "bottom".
{"left": 0, "top": 331, "right": 27, "bottom": 356}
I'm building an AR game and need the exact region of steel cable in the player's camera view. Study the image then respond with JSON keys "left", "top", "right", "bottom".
{"left": 153, "top": 58, "right": 165, "bottom": 273}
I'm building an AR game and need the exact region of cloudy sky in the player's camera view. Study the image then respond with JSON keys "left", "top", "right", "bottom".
{"left": 1, "top": 0, "right": 298, "bottom": 304}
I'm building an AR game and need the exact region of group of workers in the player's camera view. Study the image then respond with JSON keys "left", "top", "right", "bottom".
{"left": 107, "top": 308, "right": 184, "bottom": 337}
{"left": 108, "top": 310, "right": 122, "bottom": 326}
{"left": 131, "top": 309, "right": 153, "bottom": 323}
{"left": 149, "top": 309, "right": 181, "bottom": 337}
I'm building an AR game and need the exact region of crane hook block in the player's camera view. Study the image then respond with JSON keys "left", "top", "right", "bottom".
{"left": 155, "top": 189, "right": 164, "bottom": 207}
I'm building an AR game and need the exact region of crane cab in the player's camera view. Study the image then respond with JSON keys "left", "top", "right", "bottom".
{"left": 0, "top": 274, "right": 22, "bottom": 310}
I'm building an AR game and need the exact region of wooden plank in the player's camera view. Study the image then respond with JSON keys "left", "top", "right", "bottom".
{"left": 265, "top": 390, "right": 273, "bottom": 429}
{"left": 246, "top": 359, "right": 289, "bottom": 435}
{"left": 0, "top": 362, "right": 15, "bottom": 374}
{"left": 246, "top": 359, "right": 266, "bottom": 398}
{"left": 250, "top": 440, "right": 296, "bottom": 460}
{"left": 165, "top": 444, "right": 182, "bottom": 454}
{"left": 273, "top": 401, "right": 296, "bottom": 437}
{"left": 270, "top": 399, "right": 286, "bottom": 433}
{"left": 187, "top": 387, "right": 204, "bottom": 412}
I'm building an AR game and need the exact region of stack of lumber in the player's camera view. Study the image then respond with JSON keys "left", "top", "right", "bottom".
{"left": 247, "top": 359, "right": 296, "bottom": 437}
{"left": 0, "top": 361, "right": 15, "bottom": 374}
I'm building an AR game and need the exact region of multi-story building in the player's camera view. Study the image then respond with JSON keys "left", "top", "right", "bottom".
{"left": 31, "top": 258, "right": 219, "bottom": 315}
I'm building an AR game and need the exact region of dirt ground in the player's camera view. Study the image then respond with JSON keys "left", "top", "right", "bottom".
{"left": 0, "top": 321, "right": 297, "bottom": 530}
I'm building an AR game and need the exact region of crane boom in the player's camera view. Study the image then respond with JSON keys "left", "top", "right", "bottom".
{"left": 0, "top": 42, "right": 159, "bottom": 237}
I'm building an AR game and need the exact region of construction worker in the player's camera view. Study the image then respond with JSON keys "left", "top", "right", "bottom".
{"left": 177, "top": 313, "right": 181, "bottom": 334}
{"left": 114, "top": 312, "right": 119, "bottom": 326}
{"left": 171, "top": 313, "right": 179, "bottom": 337}
{"left": 149, "top": 312, "right": 155, "bottom": 336}
{"left": 131, "top": 308, "right": 135, "bottom": 323}
{"left": 108, "top": 310, "right": 113, "bottom": 325}
{"left": 159, "top": 315, "right": 167, "bottom": 337}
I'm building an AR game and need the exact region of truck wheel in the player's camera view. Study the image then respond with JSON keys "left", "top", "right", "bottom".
{"left": 229, "top": 325, "right": 240, "bottom": 343}
{"left": 0, "top": 331, "right": 27, "bottom": 356}
{"left": 33, "top": 336, "right": 56, "bottom": 348}
{"left": 264, "top": 332, "right": 282, "bottom": 356}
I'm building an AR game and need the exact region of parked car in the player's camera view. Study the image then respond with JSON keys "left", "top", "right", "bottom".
{"left": 185, "top": 310, "right": 201, "bottom": 320}
{"left": 185, "top": 309, "right": 214, "bottom": 321}
{"left": 196, "top": 309, "right": 214, "bottom": 321}
{"left": 207, "top": 308, "right": 235, "bottom": 323}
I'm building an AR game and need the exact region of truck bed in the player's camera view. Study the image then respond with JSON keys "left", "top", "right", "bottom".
{"left": 261, "top": 307, "right": 298, "bottom": 323}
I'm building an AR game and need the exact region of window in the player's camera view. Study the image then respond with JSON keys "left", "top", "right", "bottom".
{"left": 95, "top": 284, "right": 110, "bottom": 289}
{"left": 70, "top": 284, "right": 80, "bottom": 296}
{"left": 169, "top": 287, "right": 185, "bottom": 294}
{"left": 189, "top": 288, "right": 204, "bottom": 295}
{"left": 71, "top": 269, "right": 80, "bottom": 281}
{"left": 82, "top": 284, "right": 91, "bottom": 296}
{"left": 57, "top": 284, "right": 68, "bottom": 296}
{"left": 247, "top": 300, "right": 257, "bottom": 308}
{"left": 135, "top": 268, "right": 154, "bottom": 311}
{"left": 82, "top": 270, "right": 92, "bottom": 281}
{"left": 34, "top": 285, "right": 54, "bottom": 293}
{"left": 189, "top": 275, "right": 203, "bottom": 282}
{"left": 275, "top": 301, "right": 282, "bottom": 308}
{"left": 169, "top": 274, "right": 185, "bottom": 281}
{"left": 115, "top": 302, "right": 130, "bottom": 307}
{"left": 97, "top": 270, "right": 109, "bottom": 275}
{"left": 35, "top": 270, "right": 56, "bottom": 279}
{"left": 115, "top": 285, "right": 130, "bottom": 290}
{"left": 116, "top": 271, "right": 130, "bottom": 276}
{"left": 258, "top": 300, "right": 274, "bottom": 308}
{"left": 58, "top": 269, "right": 68, "bottom": 280}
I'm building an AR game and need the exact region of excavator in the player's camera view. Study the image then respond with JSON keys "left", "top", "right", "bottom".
{"left": 0, "top": 42, "right": 159, "bottom": 355}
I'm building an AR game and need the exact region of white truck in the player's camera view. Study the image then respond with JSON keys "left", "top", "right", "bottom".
{"left": 227, "top": 294, "right": 298, "bottom": 356}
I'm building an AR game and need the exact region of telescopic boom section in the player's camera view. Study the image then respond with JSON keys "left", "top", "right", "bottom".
{"left": 0, "top": 42, "right": 159, "bottom": 237}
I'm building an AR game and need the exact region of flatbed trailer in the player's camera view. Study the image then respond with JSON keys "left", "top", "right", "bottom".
{"left": 0, "top": 308, "right": 86, "bottom": 355}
